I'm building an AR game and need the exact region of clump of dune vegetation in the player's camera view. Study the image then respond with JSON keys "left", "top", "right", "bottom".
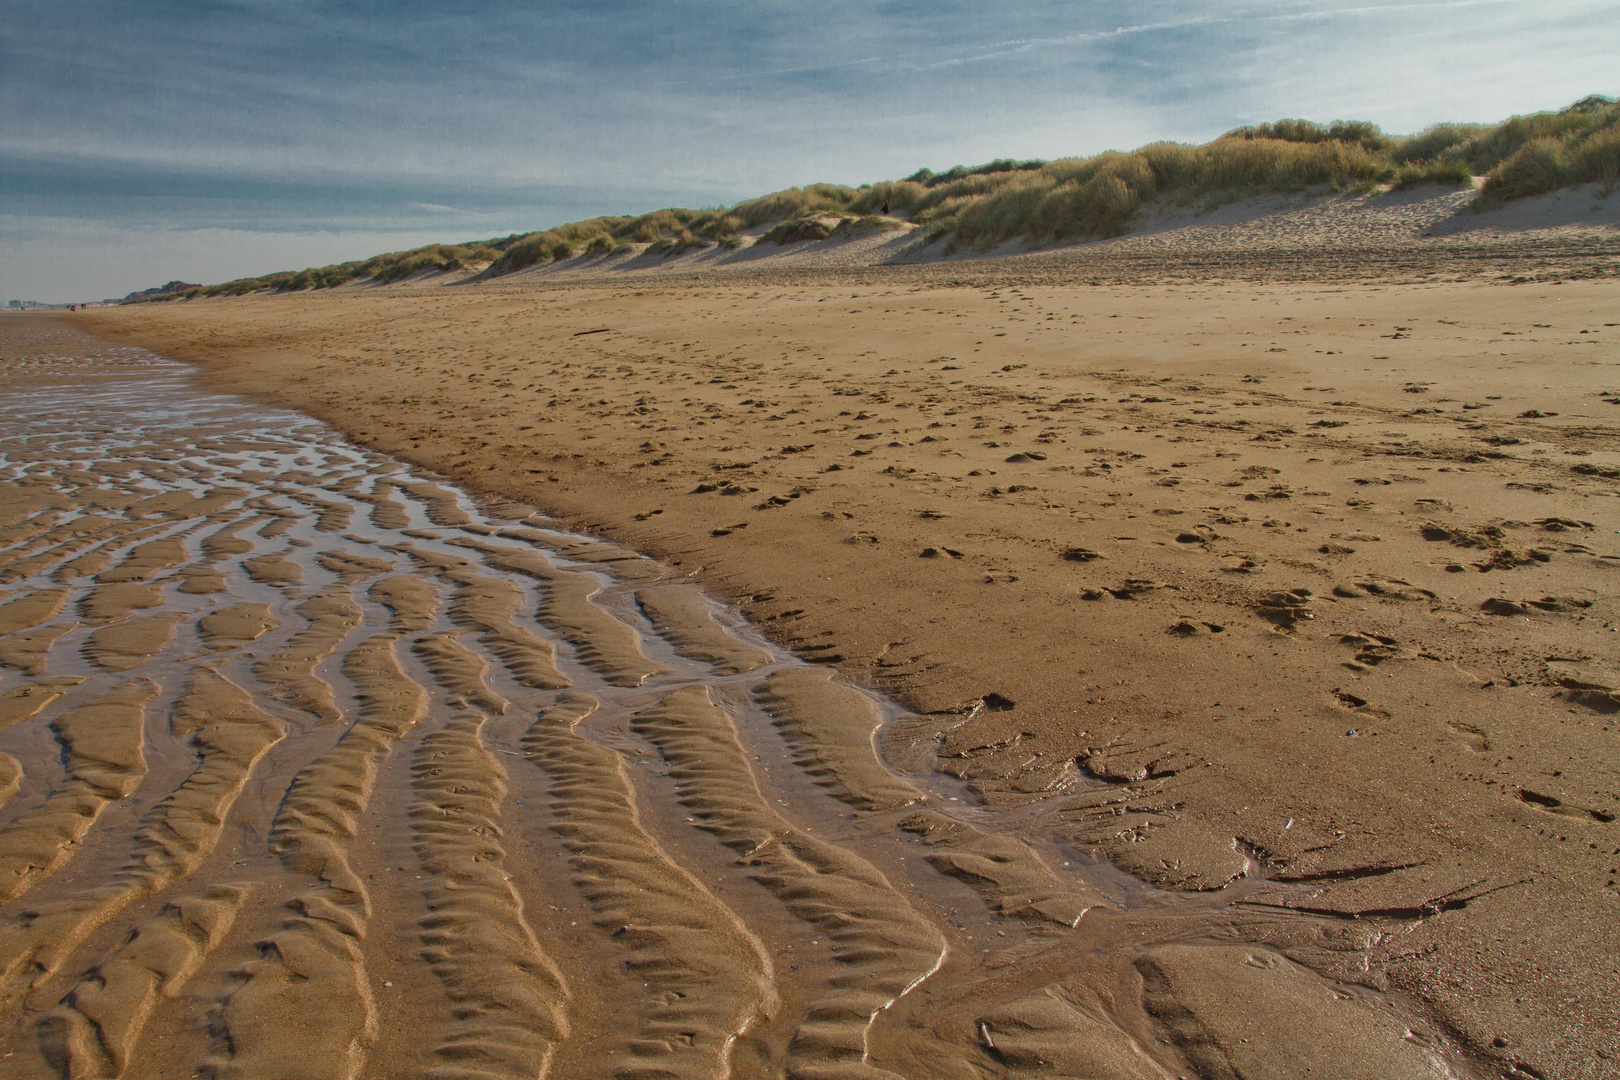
{"left": 1471, "top": 95, "right": 1620, "bottom": 205}
{"left": 870, "top": 98, "right": 1613, "bottom": 250}
{"left": 144, "top": 241, "right": 513, "bottom": 300}
{"left": 134, "top": 94, "right": 1614, "bottom": 300}
{"left": 482, "top": 183, "right": 859, "bottom": 270}
{"left": 865, "top": 135, "right": 1416, "bottom": 250}
{"left": 761, "top": 216, "right": 839, "bottom": 245}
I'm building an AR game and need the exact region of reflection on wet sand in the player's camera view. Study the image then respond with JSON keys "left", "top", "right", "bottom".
{"left": 0, "top": 321, "right": 1476, "bottom": 1079}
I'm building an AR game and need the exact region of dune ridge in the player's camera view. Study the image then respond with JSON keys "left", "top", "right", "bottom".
{"left": 133, "top": 94, "right": 1618, "bottom": 299}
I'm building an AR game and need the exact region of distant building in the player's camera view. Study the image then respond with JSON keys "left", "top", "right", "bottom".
{"left": 6, "top": 300, "right": 21, "bottom": 309}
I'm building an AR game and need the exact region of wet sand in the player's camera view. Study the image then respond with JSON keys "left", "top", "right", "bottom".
{"left": 0, "top": 319, "right": 1500, "bottom": 1079}
{"left": 30, "top": 255, "right": 1620, "bottom": 1077}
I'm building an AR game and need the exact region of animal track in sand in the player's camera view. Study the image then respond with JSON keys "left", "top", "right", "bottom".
{"left": 1514, "top": 787, "right": 1616, "bottom": 824}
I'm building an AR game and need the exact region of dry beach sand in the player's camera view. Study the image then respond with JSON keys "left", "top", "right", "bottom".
{"left": 0, "top": 188, "right": 1612, "bottom": 1077}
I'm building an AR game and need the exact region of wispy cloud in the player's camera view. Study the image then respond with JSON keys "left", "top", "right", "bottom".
{"left": 915, "top": 14, "right": 1230, "bottom": 70}
{"left": 412, "top": 203, "right": 481, "bottom": 215}
{"left": 2, "top": 0, "right": 1615, "bottom": 300}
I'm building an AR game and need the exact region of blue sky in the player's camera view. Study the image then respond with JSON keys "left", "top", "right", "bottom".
{"left": 3, "top": 0, "right": 1616, "bottom": 301}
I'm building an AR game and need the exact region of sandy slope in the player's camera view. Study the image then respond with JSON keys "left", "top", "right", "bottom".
{"left": 68, "top": 196, "right": 1620, "bottom": 1077}
{"left": 467, "top": 181, "right": 1620, "bottom": 285}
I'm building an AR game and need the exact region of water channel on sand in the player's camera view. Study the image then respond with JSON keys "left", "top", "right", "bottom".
{"left": 0, "top": 320, "right": 1482, "bottom": 1079}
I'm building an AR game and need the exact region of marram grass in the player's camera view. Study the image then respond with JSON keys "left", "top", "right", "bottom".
{"left": 140, "top": 94, "right": 1615, "bottom": 300}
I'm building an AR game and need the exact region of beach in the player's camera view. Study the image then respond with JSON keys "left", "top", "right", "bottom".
{"left": 0, "top": 199, "right": 1610, "bottom": 1076}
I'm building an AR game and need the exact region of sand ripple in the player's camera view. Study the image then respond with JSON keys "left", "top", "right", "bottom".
{"left": 0, "top": 321, "right": 1467, "bottom": 1080}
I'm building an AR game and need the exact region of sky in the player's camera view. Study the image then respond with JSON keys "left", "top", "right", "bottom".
{"left": 3, "top": 0, "right": 1616, "bottom": 302}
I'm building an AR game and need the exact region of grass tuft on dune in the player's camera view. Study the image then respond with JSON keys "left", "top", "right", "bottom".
{"left": 136, "top": 94, "right": 1615, "bottom": 300}
{"left": 184, "top": 241, "right": 512, "bottom": 298}
{"left": 1473, "top": 96, "right": 1620, "bottom": 206}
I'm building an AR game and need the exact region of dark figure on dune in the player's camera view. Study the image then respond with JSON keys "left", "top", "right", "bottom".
{"left": 880, "top": 200, "right": 890, "bottom": 215}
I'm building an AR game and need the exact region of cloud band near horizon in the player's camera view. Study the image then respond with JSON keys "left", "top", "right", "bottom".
{"left": 2, "top": 0, "right": 1614, "bottom": 300}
